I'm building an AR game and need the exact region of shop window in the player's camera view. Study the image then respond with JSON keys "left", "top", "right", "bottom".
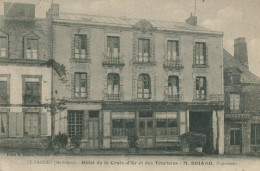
{"left": 230, "top": 124, "right": 241, "bottom": 145}
{"left": 112, "top": 119, "right": 135, "bottom": 136}
{"left": 68, "top": 111, "right": 83, "bottom": 138}
{"left": 194, "top": 42, "right": 206, "bottom": 65}
{"left": 74, "top": 73, "right": 87, "bottom": 98}
{"left": 195, "top": 77, "right": 206, "bottom": 100}
{"left": 251, "top": 124, "right": 260, "bottom": 145}
{"left": 24, "top": 112, "right": 39, "bottom": 136}
{"left": 107, "top": 73, "right": 120, "bottom": 99}
{"left": 74, "top": 34, "right": 87, "bottom": 59}
{"left": 137, "top": 74, "right": 151, "bottom": 99}
{"left": 156, "top": 119, "right": 178, "bottom": 136}
{"left": 138, "top": 39, "right": 150, "bottom": 62}
{"left": 23, "top": 77, "right": 41, "bottom": 105}
{"left": 230, "top": 94, "right": 240, "bottom": 111}
{"left": 107, "top": 36, "right": 120, "bottom": 58}
{"left": 0, "top": 37, "right": 7, "bottom": 58}
{"left": 167, "top": 40, "right": 179, "bottom": 61}
{"left": 0, "top": 112, "right": 8, "bottom": 136}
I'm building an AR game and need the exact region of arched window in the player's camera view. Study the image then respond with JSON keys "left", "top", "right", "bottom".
{"left": 168, "top": 76, "right": 179, "bottom": 100}
{"left": 137, "top": 74, "right": 151, "bottom": 99}
{"left": 107, "top": 73, "right": 120, "bottom": 99}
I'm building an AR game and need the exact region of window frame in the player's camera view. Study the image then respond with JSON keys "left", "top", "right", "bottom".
{"left": 24, "top": 37, "right": 39, "bottom": 60}
{"left": 106, "top": 36, "right": 120, "bottom": 58}
{"left": 68, "top": 110, "right": 83, "bottom": 138}
{"left": 107, "top": 73, "right": 120, "bottom": 100}
{"left": 167, "top": 40, "right": 179, "bottom": 61}
{"left": 74, "top": 34, "right": 87, "bottom": 60}
{"left": 138, "top": 38, "right": 151, "bottom": 62}
{"left": 0, "top": 36, "right": 8, "bottom": 58}
{"left": 194, "top": 42, "right": 206, "bottom": 65}
{"left": 22, "top": 75, "right": 42, "bottom": 106}
{"left": 112, "top": 119, "right": 135, "bottom": 136}
{"left": 230, "top": 124, "right": 241, "bottom": 146}
{"left": 137, "top": 74, "right": 151, "bottom": 99}
{"left": 251, "top": 124, "right": 260, "bottom": 145}
{"left": 195, "top": 77, "right": 207, "bottom": 100}
{"left": 0, "top": 112, "right": 8, "bottom": 136}
{"left": 229, "top": 94, "right": 240, "bottom": 111}
{"left": 156, "top": 118, "right": 178, "bottom": 136}
{"left": 24, "top": 112, "right": 40, "bottom": 136}
{"left": 74, "top": 72, "right": 87, "bottom": 98}
{"left": 168, "top": 76, "right": 179, "bottom": 99}
{"left": 0, "top": 75, "right": 10, "bottom": 105}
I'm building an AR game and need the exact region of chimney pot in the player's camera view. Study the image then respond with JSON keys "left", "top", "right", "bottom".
{"left": 185, "top": 14, "right": 197, "bottom": 26}
{"left": 234, "top": 37, "right": 248, "bottom": 69}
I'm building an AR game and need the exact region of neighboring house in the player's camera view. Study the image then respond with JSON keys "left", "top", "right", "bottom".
{"left": 0, "top": 3, "right": 52, "bottom": 149}
{"left": 48, "top": 4, "right": 225, "bottom": 154}
{"left": 224, "top": 37, "right": 260, "bottom": 154}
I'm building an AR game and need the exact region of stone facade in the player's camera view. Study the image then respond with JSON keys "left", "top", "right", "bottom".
{"left": 50, "top": 4, "right": 224, "bottom": 154}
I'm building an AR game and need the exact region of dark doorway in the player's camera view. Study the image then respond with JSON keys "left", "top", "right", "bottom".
{"left": 189, "top": 112, "right": 213, "bottom": 153}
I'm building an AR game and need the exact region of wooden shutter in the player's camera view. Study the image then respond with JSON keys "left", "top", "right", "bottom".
{"left": 205, "top": 45, "right": 208, "bottom": 65}
{"left": 179, "top": 111, "right": 186, "bottom": 135}
{"left": 16, "top": 113, "right": 23, "bottom": 137}
{"left": 9, "top": 112, "right": 17, "bottom": 137}
{"left": 41, "top": 113, "right": 48, "bottom": 135}
{"left": 193, "top": 46, "right": 196, "bottom": 64}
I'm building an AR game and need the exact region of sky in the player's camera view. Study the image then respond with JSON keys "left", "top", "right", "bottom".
{"left": 0, "top": 0, "right": 260, "bottom": 77}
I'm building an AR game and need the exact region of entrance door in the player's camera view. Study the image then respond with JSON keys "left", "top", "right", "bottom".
{"left": 230, "top": 124, "right": 242, "bottom": 154}
{"left": 88, "top": 111, "right": 99, "bottom": 149}
{"left": 189, "top": 112, "right": 213, "bottom": 153}
{"left": 138, "top": 111, "right": 154, "bottom": 148}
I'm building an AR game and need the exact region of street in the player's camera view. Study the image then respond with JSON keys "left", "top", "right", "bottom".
{"left": 0, "top": 153, "right": 260, "bottom": 171}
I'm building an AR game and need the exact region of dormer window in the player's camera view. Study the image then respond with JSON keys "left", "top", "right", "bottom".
{"left": 232, "top": 74, "right": 241, "bottom": 84}
{"left": 24, "top": 33, "right": 39, "bottom": 60}
{"left": 0, "top": 37, "right": 7, "bottom": 58}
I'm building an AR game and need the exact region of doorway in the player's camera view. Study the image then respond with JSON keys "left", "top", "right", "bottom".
{"left": 88, "top": 111, "right": 99, "bottom": 149}
{"left": 138, "top": 111, "right": 154, "bottom": 148}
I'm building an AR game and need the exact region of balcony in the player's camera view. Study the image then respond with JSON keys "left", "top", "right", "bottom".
{"left": 225, "top": 113, "right": 251, "bottom": 121}
{"left": 103, "top": 91, "right": 124, "bottom": 101}
{"left": 209, "top": 94, "right": 224, "bottom": 104}
{"left": 165, "top": 94, "right": 183, "bottom": 102}
{"left": 23, "top": 95, "right": 41, "bottom": 106}
{"left": 133, "top": 55, "right": 156, "bottom": 65}
{"left": 163, "top": 59, "right": 183, "bottom": 70}
{"left": 102, "top": 53, "right": 125, "bottom": 67}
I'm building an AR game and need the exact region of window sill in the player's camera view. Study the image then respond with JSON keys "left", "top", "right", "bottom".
{"left": 192, "top": 64, "right": 208, "bottom": 68}
{"left": 133, "top": 60, "right": 156, "bottom": 66}
{"left": 70, "top": 58, "right": 91, "bottom": 63}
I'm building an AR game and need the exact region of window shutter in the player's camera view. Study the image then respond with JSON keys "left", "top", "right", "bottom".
{"left": 225, "top": 93, "right": 230, "bottom": 110}
{"left": 193, "top": 46, "right": 196, "bottom": 64}
{"left": 41, "top": 113, "right": 47, "bottom": 135}
{"left": 16, "top": 113, "right": 23, "bottom": 137}
{"left": 193, "top": 78, "right": 197, "bottom": 100}
{"left": 205, "top": 77, "right": 208, "bottom": 99}
{"left": 23, "top": 37, "right": 26, "bottom": 59}
{"left": 9, "top": 112, "right": 17, "bottom": 137}
{"left": 71, "top": 74, "right": 75, "bottom": 98}
{"left": 179, "top": 111, "right": 186, "bottom": 135}
{"left": 205, "top": 45, "right": 208, "bottom": 65}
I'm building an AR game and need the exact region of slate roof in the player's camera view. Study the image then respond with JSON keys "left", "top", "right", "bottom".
{"left": 223, "top": 49, "right": 260, "bottom": 84}
{"left": 52, "top": 12, "right": 223, "bottom": 35}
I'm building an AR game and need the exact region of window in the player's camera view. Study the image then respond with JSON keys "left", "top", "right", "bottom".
{"left": 0, "top": 37, "right": 7, "bottom": 58}
{"left": 230, "top": 124, "right": 241, "bottom": 145}
{"left": 230, "top": 94, "right": 240, "bottom": 110}
{"left": 68, "top": 111, "right": 83, "bottom": 137}
{"left": 0, "top": 112, "right": 8, "bottom": 136}
{"left": 138, "top": 39, "right": 150, "bottom": 62}
{"left": 23, "top": 77, "right": 41, "bottom": 105}
{"left": 137, "top": 74, "right": 151, "bottom": 99}
{"left": 0, "top": 77, "right": 8, "bottom": 104}
{"left": 107, "top": 73, "right": 120, "bottom": 100}
{"left": 168, "top": 76, "right": 179, "bottom": 100}
{"left": 156, "top": 119, "right": 178, "bottom": 136}
{"left": 196, "top": 77, "right": 206, "bottom": 100}
{"left": 74, "top": 34, "right": 87, "bottom": 59}
{"left": 251, "top": 124, "right": 260, "bottom": 145}
{"left": 107, "top": 36, "right": 120, "bottom": 58}
{"left": 232, "top": 74, "right": 241, "bottom": 84}
{"left": 24, "top": 112, "right": 39, "bottom": 135}
{"left": 195, "top": 42, "right": 206, "bottom": 65}
{"left": 167, "top": 40, "right": 179, "bottom": 61}
{"left": 25, "top": 39, "right": 38, "bottom": 59}
{"left": 112, "top": 119, "right": 135, "bottom": 136}
{"left": 74, "top": 73, "right": 87, "bottom": 98}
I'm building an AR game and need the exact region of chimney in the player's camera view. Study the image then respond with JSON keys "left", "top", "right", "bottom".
{"left": 47, "top": 4, "right": 59, "bottom": 17}
{"left": 185, "top": 13, "right": 197, "bottom": 26}
{"left": 234, "top": 37, "right": 248, "bottom": 69}
{"left": 4, "top": 2, "right": 35, "bottom": 21}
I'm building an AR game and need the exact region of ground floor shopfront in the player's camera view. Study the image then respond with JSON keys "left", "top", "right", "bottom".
{"left": 224, "top": 114, "right": 260, "bottom": 154}
{"left": 55, "top": 102, "right": 224, "bottom": 154}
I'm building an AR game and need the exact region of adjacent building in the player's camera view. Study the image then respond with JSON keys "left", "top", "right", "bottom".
{"left": 0, "top": 3, "right": 52, "bottom": 149}
{"left": 224, "top": 38, "right": 260, "bottom": 154}
{"left": 49, "top": 4, "right": 225, "bottom": 154}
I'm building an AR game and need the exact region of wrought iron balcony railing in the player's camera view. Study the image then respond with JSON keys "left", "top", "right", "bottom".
{"left": 102, "top": 54, "right": 125, "bottom": 66}
{"left": 163, "top": 59, "right": 183, "bottom": 69}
